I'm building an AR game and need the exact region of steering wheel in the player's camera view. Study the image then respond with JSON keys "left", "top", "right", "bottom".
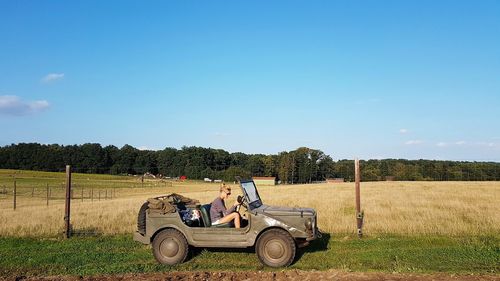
{"left": 235, "top": 195, "right": 246, "bottom": 212}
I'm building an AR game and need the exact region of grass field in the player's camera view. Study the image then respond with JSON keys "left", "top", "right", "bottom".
{"left": 0, "top": 169, "right": 499, "bottom": 237}
{"left": 0, "top": 234, "right": 498, "bottom": 277}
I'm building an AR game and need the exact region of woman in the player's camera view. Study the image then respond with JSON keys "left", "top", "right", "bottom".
{"left": 210, "top": 184, "right": 241, "bottom": 228}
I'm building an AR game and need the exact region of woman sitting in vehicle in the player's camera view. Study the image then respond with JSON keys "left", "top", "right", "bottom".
{"left": 210, "top": 184, "right": 241, "bottom": 228}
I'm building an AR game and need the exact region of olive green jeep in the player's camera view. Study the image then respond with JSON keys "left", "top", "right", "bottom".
{"left": 133, "top": 179, "right": 321, "bottom": 267}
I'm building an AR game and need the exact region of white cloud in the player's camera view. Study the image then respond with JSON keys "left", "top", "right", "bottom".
{"left": 436, "top": 142, "right": 448, "bottom": 147}
{"left": 473, "top": 141, "right": 500, "bottom": 149}
{"left": 405, "top": 140, "right": 423, "bottom": 145}
{"left": 138, "top": 146, "right": 150, "bottom": 151}
{"left": 399, "top": 129, "right": 408, "bottom": 134}
{"left": 455, "top": 141, "right": 466, "bottom": 145}
{"left": 41, "top": 73, "right": 64, "bottom": 83}
{"left": 0, "top": 95, "right": 50, "bottom": 116}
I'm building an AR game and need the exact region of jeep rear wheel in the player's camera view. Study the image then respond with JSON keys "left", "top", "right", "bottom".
{"left": 152, "top": 228, "right": 188, "bottom": 265}
{"left": 256, "top": 228, "right": 296, "bottom": 267}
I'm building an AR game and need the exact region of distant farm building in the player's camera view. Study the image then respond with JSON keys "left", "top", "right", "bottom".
{"left": 253, "top": 177, "right": 276, "bottom": 186}
{"left": 326, "top": 178, "right": 344, "bottom": 183}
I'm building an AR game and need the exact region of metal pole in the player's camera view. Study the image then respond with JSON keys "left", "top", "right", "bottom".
{"left": 13, "top": 179, "right": 17, "bottom": 211}
{"left": 46, "top": 183, "right": 49, "bottom": 206}
{"left": 32, "top": 186, "right": 34, "bottom": 197}
{"left": 64, "top": 165, "right": 72, "bottom": 238}
{"left": 355, "top": 158, "right": 363, "bottom": 238}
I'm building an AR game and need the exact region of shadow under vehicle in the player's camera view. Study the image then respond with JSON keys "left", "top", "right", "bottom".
{"left": 134, "top": 179, "right": 321, "bottom": 267}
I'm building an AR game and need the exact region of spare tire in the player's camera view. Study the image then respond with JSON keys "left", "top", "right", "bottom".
{"left": 137, "top": 202, "right": 149, "bottom": 235}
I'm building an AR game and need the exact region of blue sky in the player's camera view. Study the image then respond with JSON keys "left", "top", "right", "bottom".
{"left": 0, "top": 1, "right": 499, "bottom": 161}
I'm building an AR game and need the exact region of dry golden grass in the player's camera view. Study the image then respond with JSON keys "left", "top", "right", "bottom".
{"left": 1, "top": 179, "right": 499, "bottom": 237}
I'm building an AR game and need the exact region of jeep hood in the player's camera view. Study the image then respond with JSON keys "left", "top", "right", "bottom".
{"left": 257, "top": 205, "right": 316, "bottom": 217}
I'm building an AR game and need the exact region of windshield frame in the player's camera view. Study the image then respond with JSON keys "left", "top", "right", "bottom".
{"left": 239, "top": 179, "right": 263, "bottom": 210}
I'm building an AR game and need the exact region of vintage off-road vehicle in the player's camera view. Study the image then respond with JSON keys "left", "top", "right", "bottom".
{"left": 133, "top": 179, "right": 321, "bottom": 267}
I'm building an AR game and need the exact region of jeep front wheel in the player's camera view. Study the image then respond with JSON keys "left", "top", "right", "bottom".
{"left": 152, "top": 228, "right": 188, "bottom": 265}
{"left": 256, "top": 228, "right": 296, "bottom": 267}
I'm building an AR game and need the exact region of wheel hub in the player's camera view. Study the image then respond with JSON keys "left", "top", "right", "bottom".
{"left": 266, "top": 240, "right": 285, "bottom": 259}
{"left": 160, "top": 238, "right": 179, "bottom": 257}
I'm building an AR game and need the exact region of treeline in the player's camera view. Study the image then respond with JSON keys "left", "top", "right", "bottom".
{"left": 332, "top": 159, "right": 500, "bottom": 181}
{"left": 0, "top": 143, "right": 499, "bottom": 182}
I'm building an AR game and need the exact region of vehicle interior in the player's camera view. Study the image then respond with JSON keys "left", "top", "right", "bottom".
{"left": 177, "top": 181, "right": 258, "bottom": 229}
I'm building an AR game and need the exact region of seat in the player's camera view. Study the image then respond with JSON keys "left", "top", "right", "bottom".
{"left": 200, "top": 204, "right": 232, "bottom": 228}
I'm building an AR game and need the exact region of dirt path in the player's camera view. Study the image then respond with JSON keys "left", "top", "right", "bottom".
{"left": 9, "top": 270, "right": 499, "bottom": 281}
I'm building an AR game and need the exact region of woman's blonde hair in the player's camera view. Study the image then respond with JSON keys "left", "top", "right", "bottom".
{"left": 220, "top": 183, "right": 231, "bottom": 193}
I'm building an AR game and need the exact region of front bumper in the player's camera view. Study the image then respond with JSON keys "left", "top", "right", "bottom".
{"left": 306, "top": 216, "right": 322, "bottom": 241}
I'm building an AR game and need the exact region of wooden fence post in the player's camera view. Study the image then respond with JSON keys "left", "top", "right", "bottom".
{"left": 355, "top": 158, "right": 364, "bottom": 238}
{"left": 82, "top": 188, "right": 84, "bottom": 202}
{"left": 13, "top": 179, "right": 17, "bottom": 211}
{"left": 46, "top": 183, "right": 49, "bottom": 206}
{"left": 64, "top": 165, "right": 72, "bottom": 239}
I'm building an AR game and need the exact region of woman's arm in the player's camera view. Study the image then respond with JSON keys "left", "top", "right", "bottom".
{"left": 223, "top": 204, "right": 236, "bottom": 216}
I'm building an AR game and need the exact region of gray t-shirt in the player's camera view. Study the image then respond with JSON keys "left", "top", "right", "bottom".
{"left": 210, "top": 197, "right": 236, "bottom": 222}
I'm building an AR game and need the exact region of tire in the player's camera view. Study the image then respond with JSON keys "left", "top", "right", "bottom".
{"left": 137, "top": 202, "right": 148, "bottom": 235}
{"left": 152, "top": 228, "right": 189, "bottom": 265}
{"left": 256, "top": 228, "right": 296, "bottom": 267}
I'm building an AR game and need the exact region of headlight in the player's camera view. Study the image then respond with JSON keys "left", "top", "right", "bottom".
{"left": 305, "top": 218, "right": 313, "bottom": 230}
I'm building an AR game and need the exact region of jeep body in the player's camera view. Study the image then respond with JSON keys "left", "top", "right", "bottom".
{"left": 133, "top": 179, "right": 320, "bottom": 267}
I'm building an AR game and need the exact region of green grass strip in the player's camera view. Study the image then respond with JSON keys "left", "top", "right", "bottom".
{"left": 0, "top": 234, "right": 498, "bottom": 277}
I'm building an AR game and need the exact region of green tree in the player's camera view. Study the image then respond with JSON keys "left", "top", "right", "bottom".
{"left": 223, "top": 166, "right": 251, "bottom": 182}
{"left": 263, "top": 155, "right": 276, "bottom": 176}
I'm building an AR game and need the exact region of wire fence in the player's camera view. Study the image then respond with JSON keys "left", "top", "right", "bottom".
{"left": 0, "top": 183, "right": 116, "bottom": 210}
{"left": 0, "top": 175, "right": 179, "bottom": 211}
{"left": 0, "top": 171, "right": 185, "bottom": 237}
